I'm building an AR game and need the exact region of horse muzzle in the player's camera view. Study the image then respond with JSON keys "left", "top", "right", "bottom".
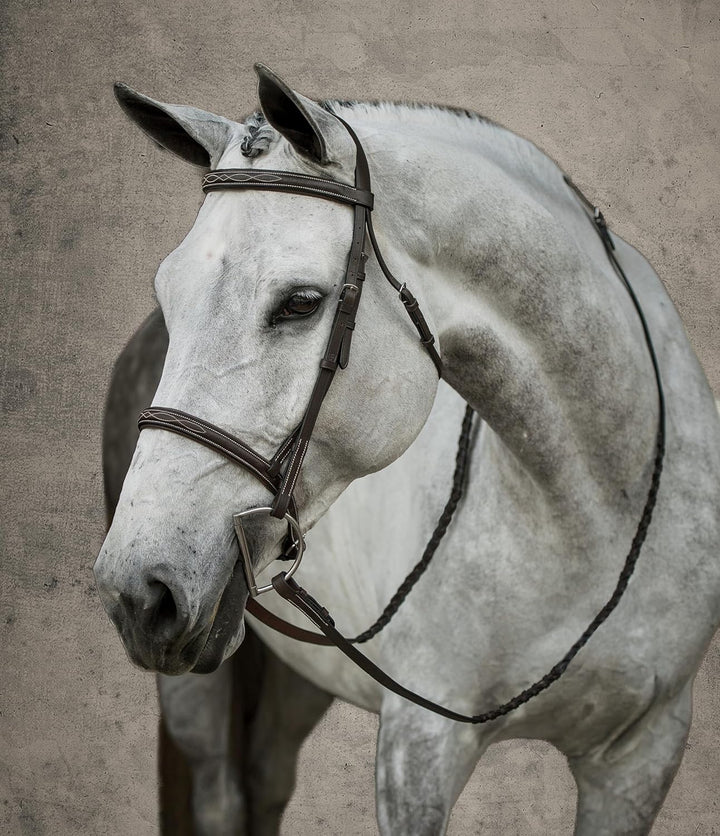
{"left": 93, "top": 543, "right": 249, "bottom": 675}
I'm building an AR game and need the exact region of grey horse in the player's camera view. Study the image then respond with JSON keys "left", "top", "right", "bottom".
{"left": 95, "top": 64, "right": 720, "bottom": 834}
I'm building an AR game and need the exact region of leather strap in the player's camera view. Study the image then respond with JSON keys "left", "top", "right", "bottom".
{"left": 202, "top": 169, "right": 374, "bottom": 209}
{"left": 364, "top": 211, "right": 443, "bottom": 376}
{"left": 270, "top": 198, "right": 369, "bottom": 518}
{"left": 563, "top": 174, "right": 666, "bottom": 430}
{"left": 245, "top": 596, "right": 333, "bottom": 645}
{"left": 137, "top": 407, "right": 299, "bottom": 543}
{"left": 270, "top": 572, "right": 499, "bottom": 723}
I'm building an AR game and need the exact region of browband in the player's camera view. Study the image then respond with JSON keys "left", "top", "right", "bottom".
{"left": 202, "top": 169, "right": 374, "bottom": 209}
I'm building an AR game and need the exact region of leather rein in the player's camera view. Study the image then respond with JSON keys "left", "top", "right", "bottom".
{"left": 138, "top": 112, "right": 665, "bottom": 724}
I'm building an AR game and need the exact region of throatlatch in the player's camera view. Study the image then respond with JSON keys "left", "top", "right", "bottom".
{"left": 138, "top": 108, "right": 665, "bottom": 724}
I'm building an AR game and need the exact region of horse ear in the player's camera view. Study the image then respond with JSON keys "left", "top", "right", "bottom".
{"left": 113, "top": 83, "right": 238, "bottom": 168}
{"left": 254, "top": 63, "right": 351, "bottom": 167}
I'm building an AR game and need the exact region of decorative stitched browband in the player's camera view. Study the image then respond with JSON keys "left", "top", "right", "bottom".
{"left": 202, "top": 169, "right": 374, "bottom": 210}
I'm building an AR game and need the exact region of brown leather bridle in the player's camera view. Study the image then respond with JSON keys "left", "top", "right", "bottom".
{"left": 137, "top": 111, "right": 666, "bottom": 724}
{"left": 138, "top": 113, "right": 443, "bottom": 595}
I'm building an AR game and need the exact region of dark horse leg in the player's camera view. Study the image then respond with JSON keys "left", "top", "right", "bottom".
{"left": 103, "top": 308, "right": 333, "bottom": 835}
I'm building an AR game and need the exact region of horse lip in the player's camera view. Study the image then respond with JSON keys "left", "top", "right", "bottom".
{"left": 159, "top": 630, "right": 211, "bottom": 674}
{"left": 189, "top": 559, "right": 250, "bottom": 674}
{"left": 191, "top": 618, "right": 246, "bottom": 674}
{"left": 106, "top": 527, "right": 262, "bottom": 675}
{"left": 121, "top": 623, "right": 211, "bottom": 675}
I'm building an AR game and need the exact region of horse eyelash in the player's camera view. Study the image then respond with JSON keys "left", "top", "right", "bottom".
{"left": 290, "top": 289, "right": 323, "bottom": 302}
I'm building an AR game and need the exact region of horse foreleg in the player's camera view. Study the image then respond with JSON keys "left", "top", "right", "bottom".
{"left": 375, "top": 701, "right": 487, "bottom": 836}
{"left": 567, "top": 680, "right": 693, "bottom": 836}
{"left": 158, "top": 660, "right": 246, "bottom": 836}
{"left": 158, "top": 624, "right": 332, "bottom": 836}
{"left": 244, "top": 651, "right": 334, "bottom": 836}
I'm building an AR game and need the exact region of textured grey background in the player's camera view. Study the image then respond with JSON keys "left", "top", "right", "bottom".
{"left": 1, "top": 1, "right": 718, "bottom": 833}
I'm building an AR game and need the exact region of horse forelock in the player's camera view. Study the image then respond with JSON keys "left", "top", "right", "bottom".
{"left": 237, "top": 109, "right": 274, "bottom": 158}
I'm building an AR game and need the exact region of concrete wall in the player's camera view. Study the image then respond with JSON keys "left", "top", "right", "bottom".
{"left": 1, "top": 1, "right": 717, "bottom": 833}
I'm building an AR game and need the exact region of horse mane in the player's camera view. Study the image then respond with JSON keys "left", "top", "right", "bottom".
{"left": 237, "top": 98, "right": 494, "bottom": 157}
{"left": 236, "top": 98, "right": 563, "bottom": 191}
{"left": 319, "top": 98, "right": 493, "bottom": 124}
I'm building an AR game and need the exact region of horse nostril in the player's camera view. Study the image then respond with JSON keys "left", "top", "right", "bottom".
{"left": 141, "top": 573, "right": 192, "bottom": 644}
{"left": 149, "top": 580, "right": 178, "bottom": 630}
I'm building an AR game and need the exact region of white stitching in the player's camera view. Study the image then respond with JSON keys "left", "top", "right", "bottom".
{"left": 285, "top": 439, "right": 310, "bottom": 496}
{"left": 272, "top": 431, "right": 297, "bottom": 464}
{"left": 280, "top": 439, "right": 306, "bottom": 493}
{"left": 141, "top": 410, "right": 271, "bottom": 467}
{"left": 140, "top": 423, "right": 277, "bottom": 493}
{"left": 202, "top": 178, "right": 367, "bottom": 206}
{"left": 204, "top": 169, "right": 351, "bottom": 184}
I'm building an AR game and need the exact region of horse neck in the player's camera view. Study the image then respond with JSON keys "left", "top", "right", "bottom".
{"left": 354, "top": 109, "right": 659, "bottom": 521}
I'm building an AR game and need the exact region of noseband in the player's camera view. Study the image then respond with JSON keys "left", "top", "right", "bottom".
{"left": 137, "top": 111, "right": 666, "bottom": 724}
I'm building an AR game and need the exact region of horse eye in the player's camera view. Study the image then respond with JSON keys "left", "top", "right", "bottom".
{"left": 274, "top": 291, "right": 323, "bottom": 323}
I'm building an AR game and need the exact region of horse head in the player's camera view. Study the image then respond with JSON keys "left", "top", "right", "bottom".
{"left": 93, "top": 65, "right": 439, "bottom": 675}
